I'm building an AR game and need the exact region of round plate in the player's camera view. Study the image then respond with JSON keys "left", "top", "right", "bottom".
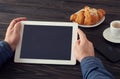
{"left": 103, "top": 28, "right": 120, "bottom": 43}
{"left": 78, "top": 16, "right": 105, "bottom": 28}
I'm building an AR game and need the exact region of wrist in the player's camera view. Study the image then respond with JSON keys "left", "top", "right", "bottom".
{"left": 79, "top": 56, "right": 95, "bottom": 62}
{"left": 4, "top": 40, "right": 15, "bottom": 52}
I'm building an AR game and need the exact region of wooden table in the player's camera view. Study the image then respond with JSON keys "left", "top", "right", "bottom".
{"left": 0, "top": 0, "right": 120, "bottom": 79}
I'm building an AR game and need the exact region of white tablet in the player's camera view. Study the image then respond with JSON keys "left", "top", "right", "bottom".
{"left": 14, "top": 21, "right": 78, "bottom": 65}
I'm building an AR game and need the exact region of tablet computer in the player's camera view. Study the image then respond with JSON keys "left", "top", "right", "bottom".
{"left": 14, "top": 21, "right": 78, "bottom": 65}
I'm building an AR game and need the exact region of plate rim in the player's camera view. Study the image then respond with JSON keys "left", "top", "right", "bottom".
{"left": 103, "top": 27, "right": 120, "bottom": 43}
{"left": 78, "top": 16, "right": 105, "bottom": 28}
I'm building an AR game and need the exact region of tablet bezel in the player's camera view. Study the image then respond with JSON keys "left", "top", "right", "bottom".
{"left": 14, "top": 21, "right": 78, "bottom": 65}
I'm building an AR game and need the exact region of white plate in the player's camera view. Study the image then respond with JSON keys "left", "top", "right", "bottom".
{"left": 103, "top": 27, "right": 120, "bottom": 43}
{"left": 78, "top": 16, "right": 105, "bottom": 28}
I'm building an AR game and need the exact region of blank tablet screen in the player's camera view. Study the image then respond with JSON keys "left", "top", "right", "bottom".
{"left": 20, "top": 25, "right": 72, "bottom": 60}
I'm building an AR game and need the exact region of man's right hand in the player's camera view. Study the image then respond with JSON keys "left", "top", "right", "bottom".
{"left": 73, "top": 29, "right": 95, "bottom": 62}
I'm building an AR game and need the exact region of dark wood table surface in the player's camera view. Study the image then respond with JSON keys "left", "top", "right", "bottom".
{"left": 0, "top": 0, "right": 120, "bottom": 79}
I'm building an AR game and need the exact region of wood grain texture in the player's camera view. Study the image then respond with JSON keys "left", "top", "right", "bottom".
{"left": 0, "top": 0, "right": 120, "bottom": 79}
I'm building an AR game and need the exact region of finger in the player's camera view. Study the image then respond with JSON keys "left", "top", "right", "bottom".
{"left": 74, "top": 40, "right": 80, "bottom": 48}
{"left": 14, "top": 22, "right": 21, "bottom": 34}
{"left": 73, "top": 42, "right": 78, "bottom": 52}
{"left": 76, "top": 40, "right": 80, "bottom": 45}
{"left": 8, "top": 17, "right": 27, "bottom": 29}
{"left": 77, "top": 28, "right": 87, "bottom": 42}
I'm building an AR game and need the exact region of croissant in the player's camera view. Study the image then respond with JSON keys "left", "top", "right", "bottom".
{"left": 97, "top": 9, "right": 106, "bottom": 19}
{"left": 70, "top": 10, "right": 85, "bottom": 25}
{"left": 70, "top": 6, "right": 106, "bottom": 25}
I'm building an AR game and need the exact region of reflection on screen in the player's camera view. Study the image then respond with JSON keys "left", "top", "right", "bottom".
{"left": 20, "top": 25, "right": 72, "bottom": 60}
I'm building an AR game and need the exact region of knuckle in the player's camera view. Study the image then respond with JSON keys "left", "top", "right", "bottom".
{"left": 12, "top": 19, "right": 17, "bottom": 23}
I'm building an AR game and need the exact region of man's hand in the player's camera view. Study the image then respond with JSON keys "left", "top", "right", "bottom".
{"left": 4, "top": 17, "right": 27, "bottom": 51}
{"left": 73, "top": 29, "right": 95, "bottom": 62}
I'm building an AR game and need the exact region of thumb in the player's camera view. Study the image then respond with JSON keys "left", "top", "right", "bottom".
{"left": 77, "top": 29, "right": 87, "bottom": 42}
